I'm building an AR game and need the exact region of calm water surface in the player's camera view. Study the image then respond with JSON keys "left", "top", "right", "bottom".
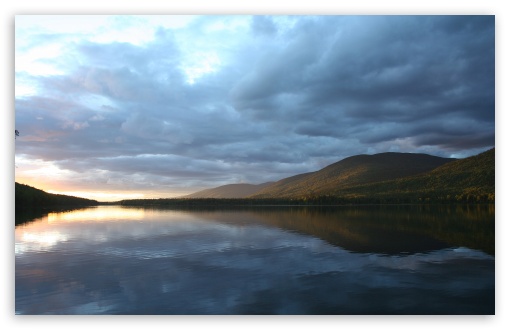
{"left": 15, "top": 205, "right": 495, "bottom": 314}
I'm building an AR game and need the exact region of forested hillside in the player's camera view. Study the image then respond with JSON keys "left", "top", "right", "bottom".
{"left": 335, "top": 148, "right": 495, "bottom": 203}
{"left": 251, "top": 152, "right": 455, "bottom": 198}
{"left": 15, "top": 182, "right": 99, "bottom": 209}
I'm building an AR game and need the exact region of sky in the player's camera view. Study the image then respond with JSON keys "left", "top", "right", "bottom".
{"left": 14, "top": 15, "right": 495, "bottom": 201}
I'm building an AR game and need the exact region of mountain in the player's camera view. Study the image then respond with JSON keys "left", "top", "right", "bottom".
{"left": 15, "top": 182, "right": 99, "bottom": 209}
{"left": 118, "top": 148, "right": 494, "bottom": 206}
{"left": 184, "top": 182, "right": 274, "bottom": 198}
{"left": 251, "top": 152, "right": 456, "bottom": 199}
{"left": 338, "top": 148, "right": 495, "bottom": 202}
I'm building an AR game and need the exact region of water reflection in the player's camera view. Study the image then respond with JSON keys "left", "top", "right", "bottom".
{"left": 47, "top": 207, "right": 146, "bottom": 222}
{"left": 203, "top": 205, "right": 495, "bottom": 255}
{"left": 15, "top": 205, "right": 495, "bottom": 314}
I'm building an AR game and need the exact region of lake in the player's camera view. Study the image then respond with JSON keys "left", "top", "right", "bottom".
{"left": 15, "top": 204, "right": 495, "bottom": 314}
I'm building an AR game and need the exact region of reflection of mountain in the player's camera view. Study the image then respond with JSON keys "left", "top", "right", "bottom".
{"left": 184, "top": 182, "right": 273, "bottom": 198}
{"left": 193, "top": 205, "right": 494, "bottom": 256}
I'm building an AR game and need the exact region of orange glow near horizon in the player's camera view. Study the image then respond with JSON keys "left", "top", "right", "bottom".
{"left": 46, "top": 190, "right": 146, "bottom": 202}
{"left": 15, "top": 157, "right": 194, "bottom": 202}
{"left": 16, "top": 178, "right": 188, "bottom": 202}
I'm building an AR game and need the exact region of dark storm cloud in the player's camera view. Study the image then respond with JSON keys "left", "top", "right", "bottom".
{"left": 15, "top": 16, "right": 495, "bottom": 196}
{"left": 230, "top": 16, "right": 494, "bottom": 153}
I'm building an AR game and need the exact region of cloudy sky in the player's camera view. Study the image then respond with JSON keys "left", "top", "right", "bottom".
{"left": 14, "top": 15, "right": 495, "bottom": 201}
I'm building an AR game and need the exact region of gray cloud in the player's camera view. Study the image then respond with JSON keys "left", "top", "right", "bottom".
{"left": 15, "top": 16, "right": 495, "bottom": 198}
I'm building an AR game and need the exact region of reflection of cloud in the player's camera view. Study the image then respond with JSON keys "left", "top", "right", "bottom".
{"left": 16, "top": 231, "right": 68, "bottom": 254}
{"left": 15, "top": 207, "right": 494, "bottom": 314}
{"left": 16, "top": 207, "right": 207, "bottom": 254}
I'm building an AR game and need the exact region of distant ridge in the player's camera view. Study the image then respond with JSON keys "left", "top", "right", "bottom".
{"left": 184, "top": 182, "right": 274, "bottom": 198}
{"left": 251, "top": 152, "right": 456, "bottom": 198}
